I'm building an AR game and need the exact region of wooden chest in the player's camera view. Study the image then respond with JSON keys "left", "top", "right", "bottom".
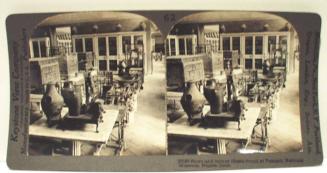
{"left": 201, "top": 52, "right": 224, "bottom": 79}
{"left": 58, "top": 53, "right": 78, "bottom": 79}
{"left": 30, "top": 57, "right": 61, "bottom": 94}
{"left": 167, "top": 55, "right": 205, "bottom": 91}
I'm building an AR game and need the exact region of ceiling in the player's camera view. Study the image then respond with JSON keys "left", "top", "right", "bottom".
{"left": 178, "top": 11, "right": 287, "bottom": 24}
{"left": 37, "top": 11, "right": 151, "bottom": 27}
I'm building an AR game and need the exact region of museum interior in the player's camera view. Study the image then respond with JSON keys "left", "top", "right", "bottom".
{"left": 28, "top": 12, "right": 166, "bottom": 156}
{"left": 166, "top": 12, "right": 302, "bottom": 155}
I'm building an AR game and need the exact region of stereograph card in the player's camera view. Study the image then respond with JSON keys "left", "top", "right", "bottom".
{"left": 5, "top": 10, "right": 323, "bottom": 171}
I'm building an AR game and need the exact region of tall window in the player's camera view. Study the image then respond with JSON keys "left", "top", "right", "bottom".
{"left": 134, "top": 35, "right": 143, "bottom": 45}
{"left": 109, "top": 60, "right": 118, "bottom": 71}
{"left": 32, "top": 41, "right": 40, "bottom": 57}
{"left": 255, "top": 59, "right": 263, "bottom": 69}
{"left": 75, "top": 38, "right": 83, "bottom": 52}
{"left": 122, "top": 36, "right": 131, "bottom": 54}
{"left": 245, "top": 36, "right": 253, "bottom": 54}
{"left": 255, "top": 36, "right": 263, "bottom": 54}
{"left": 178, "top": 38, "right": 185, "bottom": 55}
{"left": 232, "top": 37, "right": 240, "bottom": 52}
{"left": 108, "top": 37, "right": 117, "bottom": 56}
{"left": 165, "top": 40, "right": 170, "bottom": 55}
{"left": 170, "top": 38, "right": 176, "bottom": 56}
{"left": 98, "top": 37, "right": 106, "bottom": 56}
{"left": 268, "top": 36, "right": 277, "bottom": 53}
{"left": 223, "top": 37, "right": 230, "bottom": 51}
{"left": 245, "top": 59, "right": 253, "bottom": 69}
{"left": 84, "top": 38, "right": 93, "bottom": 52}
{"left": 39, "top": 41, "right": 47, "bottom": 57}
{"left": 186, "top": 38, "right": 193, "bottom": 55}
{"left": 99, "top": 60, "right": 107, "bottom": 71}
{"left": 32, "top": 40, "right": 47, "bottom": 58}
{"left": 279, "top": 36, "right": 288, "bottom": 52}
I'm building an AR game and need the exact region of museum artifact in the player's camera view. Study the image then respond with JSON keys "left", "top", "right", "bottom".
{"left": 63, "top": 99, "right": 105, "bottom": 133}
{"left": 29, "top": 102, "right": 43, "bottom": 124}
{"left": 30, "top": 58, "right": 61, "bottom": 94}
{"left": 204, "top": 95, "right": 246, "bottom": 130}
{"left": 61, "top": 81, "right": 82, "bottom": 116}
{"left": 203, "top": 80, "right": 225, "bottom": 114}
{"left": 41, "top": 83, "right": 65, "bottom": 126}
{"left": 180, "top": 81, "right": 206, "bottom": 122}
{"left": 166, "top": 55, "right": 205, "bottom": 92}
{"left": 57, "top": 54, "right": 79, "bottom": 80}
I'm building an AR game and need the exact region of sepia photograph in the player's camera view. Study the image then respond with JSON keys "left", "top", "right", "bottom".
{"left": 28, "top": 11, "right": 166, "bottom": 156}
{"left": 4, "top": 6, "right": 324, "bottom": 171}
{"left": 166, "top": 11, "right": 302, "bottom": 155}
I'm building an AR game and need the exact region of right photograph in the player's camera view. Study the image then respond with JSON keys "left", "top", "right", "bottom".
{"left": 166, "top": 11, "right": 302, "bottom": 155}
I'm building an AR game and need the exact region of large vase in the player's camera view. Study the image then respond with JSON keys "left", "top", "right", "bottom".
{"left": 61, "top": 82, "right": 82, "bottom": 116}
{"left": 41, "top": 83, "right": 64, "bottom": 126}
{"left": 30, "top": 102, "right": 43, "bottom": 124}
{"left": 180, "top": 82, "right": 206, "bottom": 120}
{"left": 204, "top": 80, "right": 224, "bottom": 114}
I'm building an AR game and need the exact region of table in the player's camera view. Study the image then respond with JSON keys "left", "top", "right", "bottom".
{"left": 167, "top": 105, "right": 261, "bottom": 154}
{"left": 29, "top": 108, "right": 119, "bottom": 156}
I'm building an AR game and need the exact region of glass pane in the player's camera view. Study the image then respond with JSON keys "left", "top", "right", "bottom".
{"left": 245, "top": 59, "right": 253, "bottom": 69}
{"left": 279, "top": 36, "right": 288, "bottom": 52}
{"left": 32, "top": 41, "right": 39, "bottom": 57}
{"left": 245, "top": 36, "right": 253, "bottom": 54}
{"left": 186, "top": 38, "right": 193, "bottom": 55}
{"left": 223, "top": 37, "right": 230, "bottom": 51}
{"left": 170, "top": 38, "right": 176, "bottom": 56}
{"left": 75, "top": 38, "right": 83, "bottom": 52}
{"left": 99, "top": 60, "right": 107, "bottom": 71}
{"left": 109, "top": 60, "right": 118, "bottom": 71}
{"left": 85, "top": 38, "right": 93, "bottom": 52}
{"left": 232, "top": 37, "right": 240, "bottom": 52}
{"left": 268, "top": 36, "right": 277, "bottom": 53}
{"left": 134, "top": 35, "right": 143, "bottom": 45}
{"left": 278, "top": 35, "right": 288, "bottom": 66}
{"left": 98, "top": 37, "right": 106, "bottom": 56}
{"left": 178, "top": 38, "right": 185, "bottom": 55}
{"left": 134, "top": 35, "right": 144, "bottom": 53}
{"left": 255, "top": 36, "right": 263, "bottom": 54}
{"left": 155, "top": 43, "right": 164, "bottom": 52}
{"left": 108, "top": 37, "right": 117, "bottom": 56}
{"left": 122, "top": 36, "right": 131, "bottom": 54}
{"left": 39, "top": 41, "right": 47, "bottom": 57}
{"left": 255, "top": 59, "right": 263, "bottom": 69}
{"left": 165, "top": 40, "right": 170, "bottom": 55}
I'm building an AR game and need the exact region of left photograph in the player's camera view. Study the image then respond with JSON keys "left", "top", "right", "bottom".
{"left": 28, "top": 12, "right": 166, "bottom": 156}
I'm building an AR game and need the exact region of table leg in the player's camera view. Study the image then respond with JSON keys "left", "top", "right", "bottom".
{"left": 72, "top": 141, "right": 81, "bottom": 156}
{"left": 121, "top": 121, "right": 125, "bottom": 150}
{"left": 261, "top": 117, "right": 265, "bottom": 142}
{"left": 264, "top": 117, "right": 269, "bottom": 147}
{"left": 118, "top": 120, "right": 126, "bottom": 151}
{"left": 94, "top": 143, "right": 105, "bottom": 156}
{"left": 216, "top": 139, "right": 227, "bottom": 155}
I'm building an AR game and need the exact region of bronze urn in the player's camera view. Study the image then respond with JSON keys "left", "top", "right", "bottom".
{"left": 180, "top": 82, "right": 206, "bottom": 121}
{"left": 204, "top": 80, "right": 225, "bottom": 114}
{"left": 41, "top": 83, "right": 64, "bottom": 126}
{"left": 61, "top": 81, "right": 82, "bottom": 116}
